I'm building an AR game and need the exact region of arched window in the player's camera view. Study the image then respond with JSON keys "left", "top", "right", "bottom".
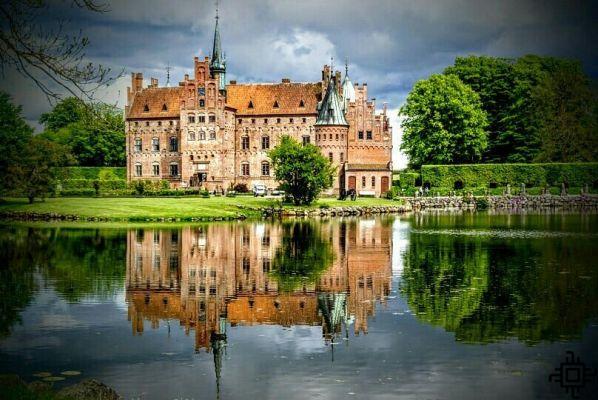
{"left": 261, "top": 135, "right": 270, "bottom": 150}
{"left": 273, "top": 100, "right": 279, "bottom": 108}
{"left": 134, "top": 137, "right": 142, "bottom": 152}
{"left": 371, "top": 176, "right": 376, "bottom": 187}
{"left": 210, "top": 130, "right": 216, "bottom": 140}
{"left": 209, "top": 114, "right": 216, "bottom": 123}
{"left": 162, "top": 103, "right": 168, "bottom": 111}
{"left": 241, "top": 163, "right": 250, "bottom": 176}
{"left": 143, "top": 104, "right": 149, "bottom": 112}
{"left": 261, "top": 161, "right": 270, "bottom": 176}
{"left": 299, "top": 99, "right": 305, "bottom": 107}
{"left": 135, "top": 163, "right": 142, "bottom": 177}
{"left": 169, "top": 136, "right": 178, "bottom": 152}
{"left": 199, "top": 99, "right": 205, "bottom": 107}
{"left": 188, "top": 114, "right": 195, "bottom": 123}
{"left": 188, "top": 131, "right": 196, "bottom": 141}
{"left": 248, "top": 100, "right": 254, "bottom": 109}
{"left": 152, "top": 138, "right": 160, "bottom": 152}
{"left": 152, "top": 163, "right": 160, "bottom": 176}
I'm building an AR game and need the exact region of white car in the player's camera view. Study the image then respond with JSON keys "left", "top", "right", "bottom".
{"left": 253, "top": 184, "right": 267, "bottom": 197}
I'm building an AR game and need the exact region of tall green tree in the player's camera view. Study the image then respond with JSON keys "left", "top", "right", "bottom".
{"left": 532, "top": 63, "right": 598, "bottom": 162}
{"left": 444, "top": 56, "right": 516, "bottom": 162}
{"left": 0, "top": 92, "right": 33, "bottom": 195}
{"left": 41, "top": 98, "right": 126, "bottom": 166}
{"left": 269, "top": 136, "right": 335, "bottom": 205}
{"left": 399, "top": 74, "right": 488, "bottom": 168}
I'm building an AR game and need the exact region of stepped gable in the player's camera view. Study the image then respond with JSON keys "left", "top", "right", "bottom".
{"left": 127, "top": 86, "right": 183, "bottom": 119}
{"left": 226, "top": 82, "right": 322, "bottom": 116}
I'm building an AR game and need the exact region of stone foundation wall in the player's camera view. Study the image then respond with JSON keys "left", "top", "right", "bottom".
{"left": 487, "top": 194, "right": 598, "bottom": 210}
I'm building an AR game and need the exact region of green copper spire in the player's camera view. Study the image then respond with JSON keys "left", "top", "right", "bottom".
{"left": 210, "top": 1, "right": 226, "bottom": 90}
{"left": 316, "top": 73, "right": 348, "bottom": 126}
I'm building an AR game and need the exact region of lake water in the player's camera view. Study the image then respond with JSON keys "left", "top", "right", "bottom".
{"left": 1, "top": 213, "right": 597, "bottom": 399}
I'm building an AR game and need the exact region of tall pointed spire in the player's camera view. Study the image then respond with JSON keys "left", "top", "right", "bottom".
{"left": 165, "top": 63, "right": 171, "bottom": 87}
{"left": 210, "top": 0, "right": 226, "bottom": 90}
{"left": 342, "top": 57, "right": 356, "bottom": 109}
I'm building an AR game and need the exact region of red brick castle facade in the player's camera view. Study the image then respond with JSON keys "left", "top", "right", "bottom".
{"left": 125, "top": 11, "right": 392, "bottom": 196}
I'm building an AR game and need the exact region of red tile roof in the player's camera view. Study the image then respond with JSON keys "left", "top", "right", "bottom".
{"left": 226, "top": 82, "right": 321, "bottom": 116}
{"left": 127, "top": 87, "right": 183, "bottom": 119}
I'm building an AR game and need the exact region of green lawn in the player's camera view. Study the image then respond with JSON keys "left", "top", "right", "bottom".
{"left": 0, "top": 196, "right": 397, "bottom": 221}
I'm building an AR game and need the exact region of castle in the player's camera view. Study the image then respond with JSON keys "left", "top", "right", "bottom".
{"left": 125, "top": 11, "right": 392, "bottom": 197}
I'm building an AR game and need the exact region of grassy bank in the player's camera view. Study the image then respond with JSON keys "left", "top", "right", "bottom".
{"left": 0, "top": 196, "right": 398, "bottom": 221}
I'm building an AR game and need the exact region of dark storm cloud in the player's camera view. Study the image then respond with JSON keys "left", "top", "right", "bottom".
{"left": 1, "top": 0, "right": 596, "bottom": 164}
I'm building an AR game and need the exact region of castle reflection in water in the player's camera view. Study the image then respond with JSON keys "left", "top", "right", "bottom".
{"left": 126, "top": 219, "right": 392, "bottom": 352}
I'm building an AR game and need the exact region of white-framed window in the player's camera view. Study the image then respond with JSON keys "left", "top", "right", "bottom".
{"left": 210, "top": 130, "right": 216, "bottom": 140}
{"left": 199, "top": 130, "right": 206, "bottom": 140}
{"left": 188, "top": 131, "right": 196, "bottom": 141}
{"left": 152, "top": 163, "right": 160, "bottom": 176}
{"left": 261, "top": 162, "right": 270, "bottom": 176}
{"left": 241, "top": 136, "right": 249, "bottom": 150}
{"left": 135, "top": 163, "right": 142, "bottom": 177}
{"left": 241, "top": 163, "right": 250, "bottom": 176}
{"left": 169, "top": 136, "right": 178, "bottom": 152}
{"left": 371, "top": 176, "right": 376, "bottom": 187}
{"left": 199, "top": 115, "right": 205, "bottom": 123}
{"left": 261, "top": 135, "right": 270, "bottom": 150}
{"left": 134, "top": 137, "right": 142, "bottom": 152}
{"left": 169, "top": 163, "right": 179, "bottom": 177}
{"left": 188, "top": 115, "right": 195, "bottom": 123}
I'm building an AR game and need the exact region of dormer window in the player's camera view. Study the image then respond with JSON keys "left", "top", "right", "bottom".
{"left": 248, "top": 101, "right": 254, "bottom": 109}
{"left": 143, "top": 104, "right": 149, "bottom": 112}
{"left": 299, "top": 100, "right": 305, "bottom": 107}
{"left": 162, "top": 103, "right": 167, "bottom": 111}
{"left": 273, "top": 101, "right": 279, "bottom": 108}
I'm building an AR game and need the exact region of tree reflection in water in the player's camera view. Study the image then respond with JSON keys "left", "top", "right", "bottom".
{"left": 401, "top": 214, "right": 598, "bottom": 344}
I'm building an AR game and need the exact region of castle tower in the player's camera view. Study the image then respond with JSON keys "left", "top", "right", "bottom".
{"left": 342, "top": 59, "right": 356, "bottom": 111}
{"left": 315, "top": 70, "right": 349, "bottom": 196}
{"left": 209, "top": 4, "right": 226, "bottom": 91}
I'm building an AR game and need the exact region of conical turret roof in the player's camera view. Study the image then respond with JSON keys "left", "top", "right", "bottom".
{"left": 316, "top": 76, "right": 348, "bottom": 126}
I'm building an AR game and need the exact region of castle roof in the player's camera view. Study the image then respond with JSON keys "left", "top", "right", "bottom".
{"left": 226, "top": 82, "right": 322, "bottom": 116}
{"left": 127, "top": 86, "right": 183, "bottom": 119}
{"left": 316, "top": 76, "right": 348, "bottom": 126}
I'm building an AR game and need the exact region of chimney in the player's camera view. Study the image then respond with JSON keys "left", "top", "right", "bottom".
{"left": 281, "top": 78, "right": 291, "bottom": 83}
{"left": 150, "top": 77, "right": 158, "bottom": 87}
{"left": 184, "top": 74, "right": 189, "bottom": 81}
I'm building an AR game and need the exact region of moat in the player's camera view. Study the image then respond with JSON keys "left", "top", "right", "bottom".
{"left": 1, "top": 213, "right": 597, "bottom": 399}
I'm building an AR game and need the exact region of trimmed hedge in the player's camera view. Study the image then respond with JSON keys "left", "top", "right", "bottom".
{"left": 59, "top": 179, "right": 127, "bottom": 190}
{"left": 421, "top": 163, "right": 598, "bottom": 189}
{"left": 54, "top": 167, "right": 126, "bottom": 180}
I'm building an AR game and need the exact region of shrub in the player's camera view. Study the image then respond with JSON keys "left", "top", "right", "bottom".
{"left": 54, "top": 166, "right": 126, "bottom": 180}
{"left": 200, "top": 189, "right": 210, "bottom": 198}
{"left": 421, "top": 163, "right": 598, "bottom": 189}
{"left": 233, "top": 183, "right": 248, "bottom": 193}
{"left": 319, "top": 203, "right": 330, "bottom": 209}
{"left": 397, "top": 172, "right": 419, "bottom": 188}
{"left": 60, "top": 188, "right": 96, "bottom": 196}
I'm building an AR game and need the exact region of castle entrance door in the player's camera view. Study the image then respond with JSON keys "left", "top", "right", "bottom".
{"left": 348, "top": 176, "right": 356, "bottom": 190}
{"left": 381, "top": 176, "right": 389, "bottom": 193}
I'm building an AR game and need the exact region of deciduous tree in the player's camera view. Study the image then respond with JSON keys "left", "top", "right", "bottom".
{"left": 399, "top": 74, "right": 488, "bottom": 168}
{"left": 268, "top": 136, "right": 335, "bottom": 205}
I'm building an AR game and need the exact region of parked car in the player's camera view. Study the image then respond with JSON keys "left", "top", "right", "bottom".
{"left": 253, "top": 184, "right": 267, "bottom": 197}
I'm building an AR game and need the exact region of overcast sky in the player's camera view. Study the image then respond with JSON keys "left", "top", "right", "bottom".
{"left": 2, "top": 0, "right": 597, "bottom": 167}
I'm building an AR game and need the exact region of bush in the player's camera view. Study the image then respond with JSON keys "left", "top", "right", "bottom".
{"left": 200, "top": 189, "right": 210, "bottom": 198}
{"left": 54, "top": 166, "right": 126, "bottom": 180}
{"left": 60, "top": 179, "right": 126, "bottom": 190}
{"left": 60, "top": 188, "right": 96, "bottom": 196}
{"left": 233, "top": 183, "right": 248, "bottom": 193}
{"left": 421, "top": 163, "right": 598, "bottom": 189}
{"left": 397, "top": 172, "right": 419, "bottom": 188}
